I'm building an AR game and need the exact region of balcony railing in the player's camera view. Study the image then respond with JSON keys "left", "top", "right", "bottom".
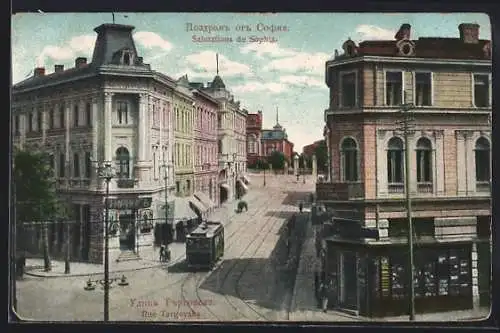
{"left": 417, "top": 182, "right": 433, "bottom": 193}
{"left": 316, "top": 182, "right": 364, "bottom": 201}
{"left": 116, "top": 178, "right": 136, "bottom": 188}
{"left": 388, "top": 182, "right": 405, "bottom": 194}
{"left": 476, "top": 181, "right": 491, "bottom": 193}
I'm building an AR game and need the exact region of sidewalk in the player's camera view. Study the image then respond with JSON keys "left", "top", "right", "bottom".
{"left": 288, "top": 217, "right": 490, "bottom": 322}
{"left": 23, "top": 186, "right": 263, "bottom": 279}
{"left": 23, "top": 241, "right": 186, "bottom": 278}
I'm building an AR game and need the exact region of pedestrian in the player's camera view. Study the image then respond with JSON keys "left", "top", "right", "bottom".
{"left": 320, "top": 282, "right": 328, "bottom": 312}
{"left": 299, "top": 202, "right": 303, "bottom": 213}
{"left": 159, "top": 244, "right": 166, "bottom": 262}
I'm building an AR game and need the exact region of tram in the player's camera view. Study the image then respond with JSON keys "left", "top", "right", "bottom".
{"left": 185, "top": 221, "right": 224, "bottom": 270}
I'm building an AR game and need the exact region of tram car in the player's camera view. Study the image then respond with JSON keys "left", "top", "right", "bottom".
{"left": 185, "top": 221, "right": 224, "bottom": 270}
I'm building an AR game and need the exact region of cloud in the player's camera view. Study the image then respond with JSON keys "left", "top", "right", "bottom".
{"left": 36, "top": 34, "right": 96, "bottom": 67}
{"left": 232, "top": 81, "right": 287, "bottom": 94}
{"left": 263, "top": 51, "right": 329, "bottom": 77}
{"left": 133, "top": 31, "right": 173, "bottom": 51}
{"left": 279, "top": 75, "right": 325, "bottom": 88}
{"left": 240, "top": 43, "right": 297, "bottom": 58}
{"left": 355, "top": 24, "right": 395, "bottom": 40}
{"left": 183, "top": 50, "right": 252, "bottom": 78}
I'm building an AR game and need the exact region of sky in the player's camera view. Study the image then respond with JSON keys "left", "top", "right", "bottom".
{"left": 11, "top": 13, "right": 491, "bottom": 151}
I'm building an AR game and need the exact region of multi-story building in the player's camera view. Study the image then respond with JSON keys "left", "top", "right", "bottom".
{"left": 246, "top": 110, "right": 263, "bottom": 167}
{"left": 302, "top": 140, "right": 324, "bottom": 159}
{"left": 199, "top": 74, "right": 249, "bottom": 203}
{"left": 184, "top": 76, "right": 220, "bottom": 210}
{"left": 261, "top": 110, "right": 294, "bottom": 163}
{"left": 318, "top": 23, "right": 491, "bottom": 317}
{"left": 173, "top": 78, "right": 195, "bottom": 198}
{"left": 11, "top": 23, "right": 202, "bottom": 264}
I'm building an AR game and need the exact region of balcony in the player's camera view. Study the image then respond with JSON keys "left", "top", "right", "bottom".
{"left": 116, "top": 178, "right": 136, "bottom": 188}
{"left": 316, "top": 182, "right": 364, "bottom": 201}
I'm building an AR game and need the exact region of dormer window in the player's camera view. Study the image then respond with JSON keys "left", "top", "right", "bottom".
{"left": 115, "top": 48, "right": 135, "bottom": 66}
{"left": 124, "top": 53, "right": 130, "bottom": 65}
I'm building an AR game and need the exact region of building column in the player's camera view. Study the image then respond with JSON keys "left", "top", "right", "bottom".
{"left": 465, "top": 132, "right": 476, "bottom": 194}
{"left": 91, "top": 97, "right": 100, "bottom": 188}
{"left": 471, "top": 242, "right": 480, "bottom": 310}
{"left": 41, "top": 104, "right": 47, "bottom": 145}
{"left": 435, "top": 131, "right": 445, "bottom": 195}
{"left": 456, "top": 131, "right": 467, "bottom": 195}
{"left": 104, "top": 93, "right": 113, "bottom": 162}
{"left": 135, "top": 93, "right": 150, "bottom": 182}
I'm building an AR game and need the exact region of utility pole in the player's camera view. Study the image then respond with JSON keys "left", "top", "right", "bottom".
{"left": 64, "top": 161, "right": 71, "bottom": 274}
{"left": 263, "top": 158, "right": 266, "bottom": 187}
{"left": 162, "top": 162, "right": 170, "bottom": 244}
{"left": 400, "top": 96, "right": 415, "bottom": 321}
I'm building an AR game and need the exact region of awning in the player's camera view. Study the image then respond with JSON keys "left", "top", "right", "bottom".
{"left": 170, "top": 197, "right": 198, "bottom": 222}
{"left": 220, "top": 183, "right": 230, "bottom": 190}
{"left": 241, "top": 175, "right": 251, "bottom": 185}
{"left": 237, "top": 179, "right": 248, "bottom": 192}
{"left": 194, "top": 191, "right": 216, "bottom": 209}
{"left": 189, "top": 195, "right": 208, "bottom": 216}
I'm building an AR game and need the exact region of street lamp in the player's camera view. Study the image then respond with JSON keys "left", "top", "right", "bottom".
{"left": 302, "top": 155, "right": 306, "bottom": 184}
{"left": 398, "top": 97, "right": 415, "bottom": 321}
{"left": 96, "top": 161, "right": 115, "bottom": 322}
{"left": 160, "top": 161, "right": 171, "bottom": 244}
{"left": 263, "top": 158, "right": 267, "bottom": 187}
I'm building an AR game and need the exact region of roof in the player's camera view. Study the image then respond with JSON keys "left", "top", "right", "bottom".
{"left": 188, "top": 221, "right": 223, "bottom": 238}
{"left": 211, "top": 75, "right": 226, "bottom": 89}
{"left": 169, "top": 197, "right": 198, "bottom": 221}
{"left": 261, "top": 129, "right": 287, "bottom": 140}
{"left": 358, "top": 38, "right": 490, "bottom": 60}
{"left": 12, "top": 64, "right": 97, "bottom": 90}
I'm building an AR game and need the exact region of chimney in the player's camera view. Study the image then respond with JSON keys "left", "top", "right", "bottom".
{"left": 34, "top": 67, "right": 45, "bottom": 77}
{"left": 54, "top": 64, "right": 64, "bottom": 73}
{"left": 459, "top": 23, "right": 480, "bottom": 44}
{"left": 394, "top": 23, "right": 411, "bottom": 40}
{"left": 75, "top": 57, "right": 87, "bottom": 68}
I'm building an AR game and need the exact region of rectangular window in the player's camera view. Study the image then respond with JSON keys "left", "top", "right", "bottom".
{"left": 73, "top": 105, "right": 79, "bottom": 127}
{"left": 86, "top": 103, "right": 92, "bottom": 126}
{"left": 386, "top": 71, "right": 403, "bottom": 106}
{"left": 37, "top": 111, "right": 43, "bottom": 131}
{"left": 73, "top": 153, "right": 80, "bottom": 177}
{"left": 117, "top": 101, "right": 128, "bottom": 124}
{"left": 340, "top": 72, "right": 356, "bottom": 107}
{"left": 49, "top": 109, "right": 54, "bottom": 129}
{"left": 14, "top": 115, "right": 19, "bottom": 134}
{"left": 415, "top": 72, "right": 432, "bottom": 106}
{"left": 59, "top": 106, "right": 65, "bottom": 128}
{"left": 186, "top": 179, "right": 191, "bottom": 192}
{"left": 176, "top": 181, "right": 180, "bottom": 193}
{"left": 474, "top": 74, "right": 490, "bottom": 107}
{"left": 84, "top": 152, "right": 92, "bottom": 178}
{"left": 28, "top": 113, "right": 33, "bottom": 132}
{"left": 59, "top": 153, "right": 66, "bottom": 177}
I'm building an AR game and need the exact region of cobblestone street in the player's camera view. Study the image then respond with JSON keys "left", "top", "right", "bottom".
{"left": 15, "top": 174, "right": 316, "bottom": 322}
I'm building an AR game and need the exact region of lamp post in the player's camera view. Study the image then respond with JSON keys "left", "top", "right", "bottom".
{"left": 263, "top": 158, "right": 266, "bottom": 187}
{"left": 161, "top": 161, "right": 170, "bottom": 244}
{"left": 399, "top": 98, "right": 415, "bottom": 321}
{"left": 232, "top": 153, "right": 237, "bottom": 200}
{"left": 97, "top": 161, "right": 114, "bottom": 322}
{"left": 302, "top": 156, "right": 306, "bottom": 184}
{"left": 64, "top": 160, "right": 71, "bottom": 274}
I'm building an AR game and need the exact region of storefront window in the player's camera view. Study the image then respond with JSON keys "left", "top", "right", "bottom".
{"left": 390, "top": 254, "right": 406, "bottom": 299}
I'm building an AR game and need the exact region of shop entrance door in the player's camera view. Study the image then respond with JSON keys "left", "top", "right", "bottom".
{"left": 339, "top": 251, "right": 358, "bottom": 313}
{"left": 119, "top": 214, "right": 136, "bottom": 251}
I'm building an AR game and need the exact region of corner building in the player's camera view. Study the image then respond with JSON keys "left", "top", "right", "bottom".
{"left": 319, "top": 23, "right": 491, "bottom": 317}
{"left": 12, "top": 23, "right": 179, "bottom": 264}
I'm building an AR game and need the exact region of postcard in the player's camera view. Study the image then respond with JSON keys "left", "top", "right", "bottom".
{"left": 10, "top": 12, "right": 492, "bottom": 323}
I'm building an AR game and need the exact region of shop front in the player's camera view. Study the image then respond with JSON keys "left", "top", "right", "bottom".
{"left": 324, "top": 239, "right": 474, "bottom": 318}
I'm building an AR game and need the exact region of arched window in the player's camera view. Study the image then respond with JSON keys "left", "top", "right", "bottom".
{"left": 475, "top": 137, "right": 490, "bottom": 182}
{"left": 123, "top": 52, "right": 131, "bottom": 65}
{"left": 341, "top": 137, "right": 358, "bottom": 181}
{"left": 116, "top": 147, "right": 130, "bottom": 178}
{"left": 247, "top": 134, "right": 257, "bottom": 154}
{"left": 387, "top": 137, "right": 404, "bottom": 190}
{"left": 416, "top": 138, "right": 432, "bottom": 183}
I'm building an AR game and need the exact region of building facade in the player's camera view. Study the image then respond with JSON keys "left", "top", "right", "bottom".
{"left": 303, "top": 140, "right": 324, "bottom": 159}
{"left": 12, "top": 23, "right": 206, "bottom": 264}
{"left": 190, "top": 78, "right": 219, "bottom": 210}
{"left": 246, "top": 110, "right": 263, "bottom": 167}
{"left": 317, "top": 23, "right": 491, "bottom": 317}
{"left": 198, "top": 75, "right": 249, "bottom": 203}
{"left": 261, "top": 111, "right": 294, "bottom": 163}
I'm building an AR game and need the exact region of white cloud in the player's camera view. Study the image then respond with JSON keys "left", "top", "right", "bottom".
{"left": 184, "top": 51, "right": 252, "bottom": 77}
{"left": 36, "top": 34, "right": 96, "bottom": 67}
{"left": 279, "top": 75, "right": 325, "bottom": 88}
{"left": 355, "top": 24, "right": 395, "bottom": 41}
{"left": 263, "top": 51, "right": 329, "bottom": 77}
{"left": 133, "top": 31, "right": 173, "bottom": 51}
{"left": 240, "top": 43, "right": 297, "bottom": 58}
{"left": 232, "top": 81, "right": 287, "bottom": 94}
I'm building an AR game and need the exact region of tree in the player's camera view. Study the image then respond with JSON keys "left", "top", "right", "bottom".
{"left": 14, "top": 150, "right": 61, "bottom": 272}
{"left": 314, "top": 140, "right": 328, "bottom": 173}
{"left": 268, "top": 151, "right": 286, "bottom": 171}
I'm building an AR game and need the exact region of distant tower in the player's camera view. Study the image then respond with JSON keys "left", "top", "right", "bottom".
{"left": 276, "top": 106, "right": 279, "bottom": 125}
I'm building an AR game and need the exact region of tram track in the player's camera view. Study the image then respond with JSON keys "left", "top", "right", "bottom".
{"left": 176, "top": 189, "right": 285, "bottom": 321}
